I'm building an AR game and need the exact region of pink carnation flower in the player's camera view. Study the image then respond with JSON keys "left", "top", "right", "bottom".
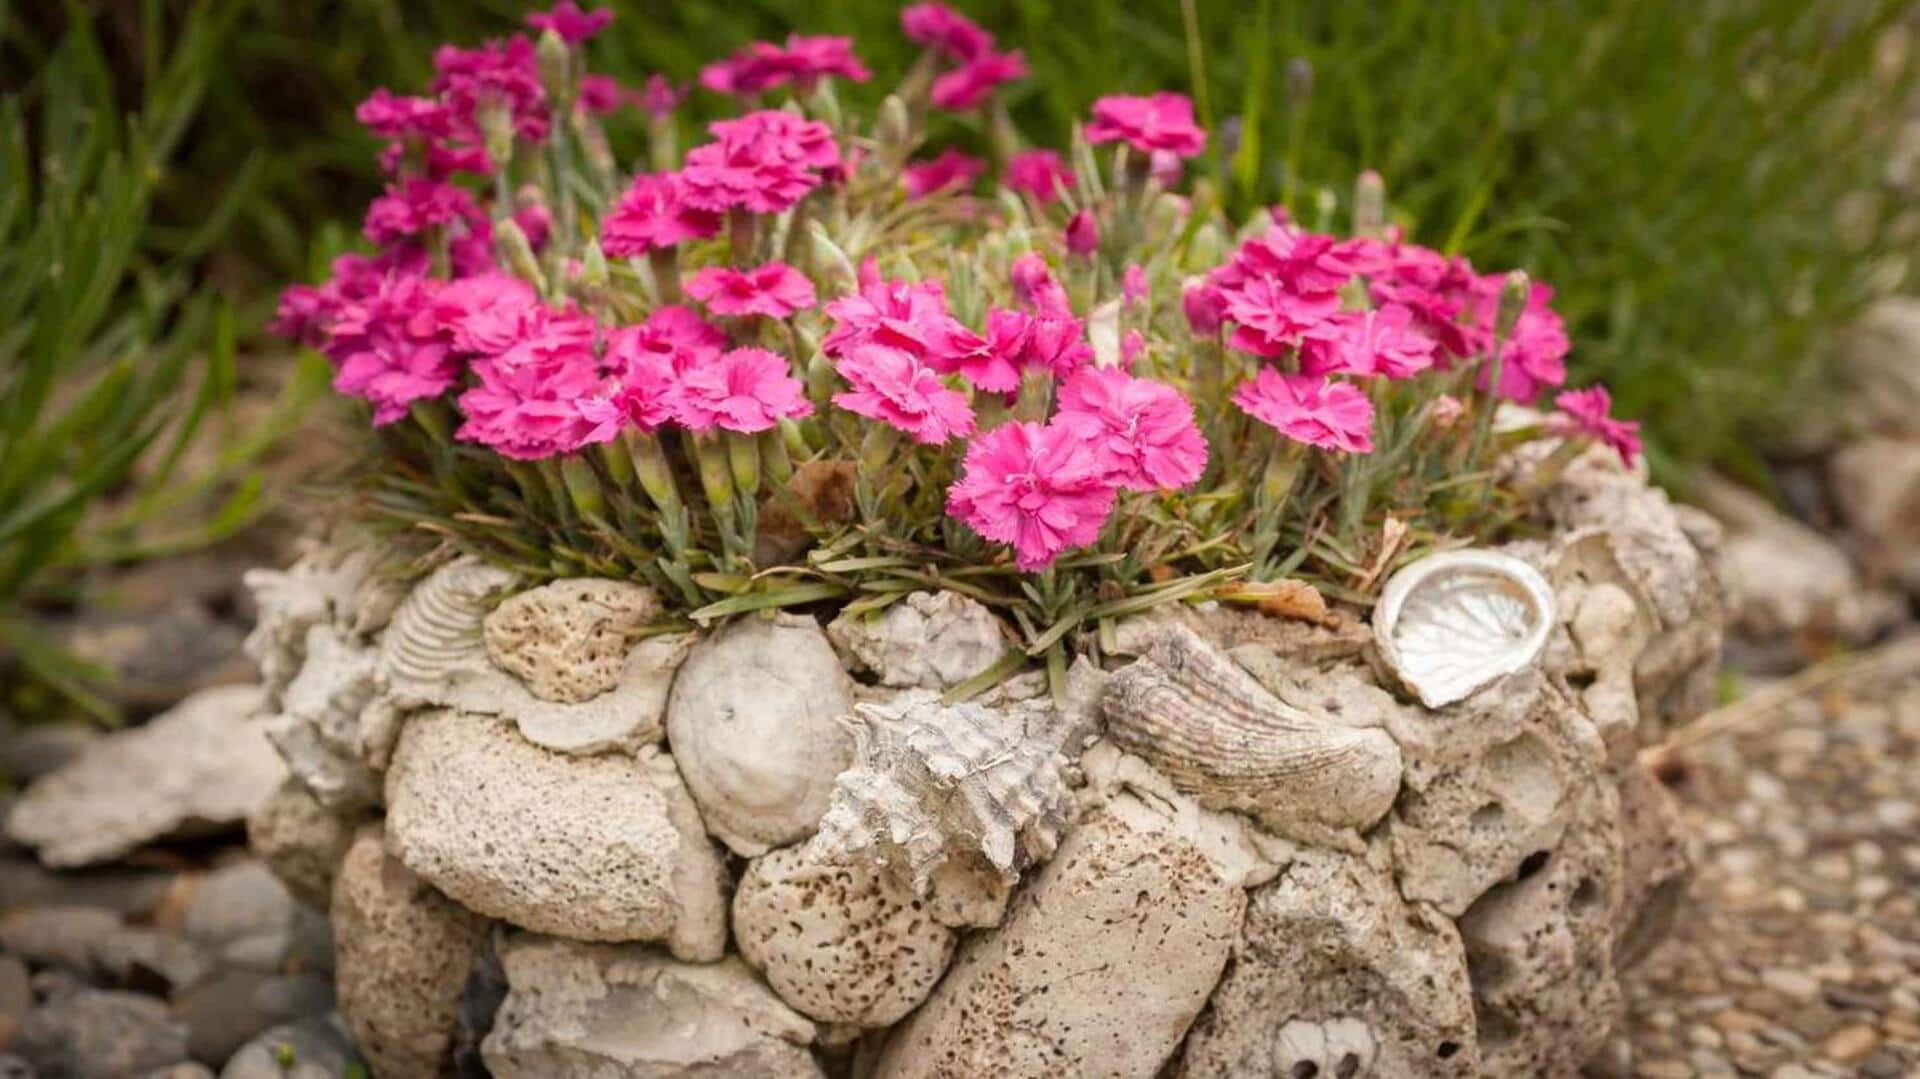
{"left": 673, "top": 347, "right": 813, "bottom": 434}
{"left": 432, "top": 36, "right": 550, "bottom": 144}
{"left": 1009, "top": 252, "right": 1072, "bottom": 318}
{"left": 1123, "top": 265, "right": 1150, "bottom": 306}
{"left": 604, "top": 306, "right": 727, "bottom": 431}
{"left": 1065, "top": 210, "right": 1100, "bottom": 256}
{"left": 640, "top": 75, "right": 686, "bottom": 120}
{"left": 1018, "top": 314, "right": 1095, "bottom": 377}
{"left": 429, "top": 272, "right": 542, "bottom": 356}
{"left": 1085, "top": 92, "right": 1207, "bottom": 158}
{"left": 1004, "top": 150, "right": 1075, "bottom": 204}
{"left": 834, "top": 344, "right": 976, "bottom": 444}
{"left": 1221, "top": 276, "right": 1342, "bottom": 358}
{"left": 1233, "top": 370, "right": 1375, "bottom": 454}
{"left": 1477, "top": 281, "right": 1570, "bottom": 402}
{"left": 823, "top": 276, "right": 953, "bottom": 358}
{"left": 700, "top": 36, "right": 870, "bottom": 97}
{"left": 362, "top": 178, "right": 484, "bottom": 248}
{"left": 1182, "top": 283, "right": 1226, "bottom": 335}
{"left": 1218, "top": 225, "right": 1359, "bottom": 295}
{"left": 681, "top": 111, "right": 840, "bottom": 214}
{"left": 903, "top": 149, "right": 987, "bottom": 199}
{"left": 456, "top": 315, "right": 623, "bottom": 460}
{"left": 323, "top": 272, "right": 457, "bottom": 426}
{"left": 1300, "top": 303, "right": 1437, "bottom": 379}
{"left": 686, "top": 262, "right": 818, "bottom": 319}
{"left": 901, "top": 3, "right": 993, "bottom": 61}
{"left": 1552, "top": 386, "right": 1642, "bottom": 466}
{"left": 926, "top": 307, "right": 1032, "bottom": 393}
{"left": 600, "top": 172, "right": 721, "bottom": 255}
{"left": 577, "top": 74, "right": 624, "bottom": 116}
{"left": 931, "top": 49, "right": 1027, "bottom": 111}
{"left": 1056, "top": 367, "right": 1207, "bottom": 491}
{"left": 525, "top": 3, "right": 613, "bottom": 43}
{"left": 356, "top": 89, "right": 449, "bottom": 140}
{"left": 946, "top": 420, "right": 1118, "bottom": 570}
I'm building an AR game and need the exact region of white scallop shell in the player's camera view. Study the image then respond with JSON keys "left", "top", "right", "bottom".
{"left": 1371, "top": 550, "right": 1556, "bottom": 709}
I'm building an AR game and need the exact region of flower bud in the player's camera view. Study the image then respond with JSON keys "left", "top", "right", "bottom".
{"left": 875, "top": 94, "right": 912, "bottom": 160}
{"left": 1065, "top": 210, "right": 1099, "bottom": 256}
{"left": 1355, "top": 170, "right": 1386, "bottom": 237}
{"left": 580, "top": 239, "right": 609, "bottom": 290}
{"left": 1495, "top": 270, "right": 1532, "bottom": 340}
{"left": 479, "top": 102, "right": 515, "bottom": 170}
{"left": 807, "top": 221, "right": 858, "bottom": 295}
{"left": 495, "top": 218, "right": 547, "bottom": 292}
{"left": 537, "top": 29, "right": 573, "bottom": 110}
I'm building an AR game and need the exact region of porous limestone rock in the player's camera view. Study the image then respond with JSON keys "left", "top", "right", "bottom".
{"left": 332, "top": 826, "right": 486, "bottom": 1079}
{"left": 826, "top": 590, "right": 1010, "bottom": 690}
{"left": 6, "top": 684, "right": 282, "bottom": 867}
{"left": 733, "top": 843, "right": 957, "bottom": 1029}
{"left": 248, "top": 779, "right": 356, "bottom": 910}
{"left": 1610, "top": 759, "right": 1689, "bottom": 970}
{"left": 1538, "top": 534, "right": 1661, "bottom": 760}
{"left": 482, "top": 936, "right": 822, "bottom": 1078}
{"left": 1829, "top": 434, "right": 1920, "bottom": 594}
{"left": 666, "top": 614, "right": 855, "bottom": 856}
{"left": 1176, "top": 840, "right": 1480, "bottom": 1078}
{"left": 383, "top": 711, "right": 727, "bottom": 959}
{"left": 873, "top": 750, "right": 1264, "bottom": 1079}
{"left": 482, "top": 578, "right": 660, "bottom": 703}
{"left": 266, "top": 624, "right": 379, "bottom": 812}
{"left": 808, "top": 690, "right": 1070, "bottom": 928}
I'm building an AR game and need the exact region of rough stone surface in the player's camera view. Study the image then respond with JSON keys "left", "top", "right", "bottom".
{"left": 733, "top": 843, "right": 956, "bottom": 1028}
{"left": 384, "top": 711, "right": 727, "bottom": 958}
{"left": 1177, "top": 840, "right": 1480, "bottom": 1078}
{"left": 1835, "top": 296, "right": 1920, "bottom": 441}
{"left": 331, "top": 826, "right": 485, "bottom": 1079}
{"left": 246, "top": 779, "right": 354, "bottom": 911}
{"left": 1830, "top": 435, "right": 1920, "bottom": 594}
{"left": 482, "top": 935, "right": 821, "bottom": 1078}
{"left": 170, "top": 968, "right": 331, "bottom": 1065}
{"left": 482, "top": 578, "right": 660, "bottom": 703}
{"left": 181, "top": 861, "right": 300, "bottom": 972}
{"left": 0, "top": 907, "right": 123, "bottom": 973}
{"left": 5, "top": 685, "right": 282, "bottom": 867}
{"left": 666, "top": 614, "right": 855, "bottom": 856}
{"left": 826, "top": 591, "right": 1010, "bottom": 690}
{"left": 13, "top": 986, "right": 190, "bottom": 1079}
{"left": 264, "top": 625, "right": 379, "bottom": 812}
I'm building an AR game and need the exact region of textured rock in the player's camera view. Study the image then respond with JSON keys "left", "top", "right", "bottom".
{"left": 332, "top": 826, "right": 486, "bottom": 1079}
{"left": 265, "top": 625, "right": 378, "bottom": 812}
{"left": 6, "top": 685, "right": 282, "bottom": 867}
{"left": 171, "top": 969, "right": 331, "bottom": 1065}
{"left": 90, "top": 927, "right": 210, "bottom": 995}
{"left": 13, "top": 986, "right": 189, "bottom": 1079}
{"left": 482, "top": 936, "right": 821, "bottom": 1078}
{"left": 666, "top": 614, "right": 855, "bottom": 856}
{"left": 1178, "top": 840, "right": 1479, "bottom": 1078}
{"left": 244, "top": 541, "right": 405, "bottom": 701}
{"left": 219, "top": 1015, "right": 362, "bottom": 1079}
{"left": 247, "top": 779, "right": 354, "bottom": 911}
{"left": 181, "top": 861, "right": 300, "bottom": 972}
{"left": 1830, "top": 435, "right": 1920, "bottom": 594}
{"left": 0, "top": 907, "right": 123, "bottom": 973}
{"left": 734, "top": 843, "right": 956, "bottom": 1028}
{"left": 384, "top": 711, "right": 726, "bottom": 958}
{"left": 874, "top": 768, "right": 1254, "bottom": 1079}
{"left": 827, "top": 591, "right": 1010, "bottom": 689}
{"left": 1835, "top": 296, "right": 1920, "bottom": 440}
{"left": 1610, "top": 760, "right": 1689, "bottom": 971}
{"left": 482, "top": 578, "right": 660, "bottom": 703}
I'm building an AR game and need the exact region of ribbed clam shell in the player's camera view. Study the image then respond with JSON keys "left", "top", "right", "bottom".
{"left": 378, "top": 559, "right": 516, "bottom": 701}
{"left": 1101, "top": 625, "right": 1403, "bottom": 836}
{"left": 1372, "top": 550, "right": 1555, "bottom": 709}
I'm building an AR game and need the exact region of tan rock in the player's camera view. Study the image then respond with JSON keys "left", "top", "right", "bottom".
{"left": 482, "top": 578, "right": 660, "bottom": 703}
{"left": 248, "top": 778, "right": 356, "bottom": 910}
{"left": 827, "top": 590, "right": 1011, "bottom": 690}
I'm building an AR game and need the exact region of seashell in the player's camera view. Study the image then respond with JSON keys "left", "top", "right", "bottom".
{"left": 378, "top": 558, "right": 517, "bottom": 705}
{"left": 808, "top": 691, "right": 1070, "bottom": 927}
{"left": 1371, "top": 550, "right": 1556, "bottom": 709}
{"left": 1101, "top": 625, "right": 1402, "bottom": 840}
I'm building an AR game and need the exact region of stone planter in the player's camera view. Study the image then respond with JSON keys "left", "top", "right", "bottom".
{"left": 242, "top": 446, "right": 1723, "bottom": 1079}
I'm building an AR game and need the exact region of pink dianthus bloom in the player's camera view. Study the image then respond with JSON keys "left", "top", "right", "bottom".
{"left": 577, "top": 75, "right": 624, "bottom": 116}
{"left": 600, "top": 172, "right": 721, "bottom": 255}
{"left": 1123, "top": 265, "right": 1150, "bottom": 306}
{"left": 1221, "top": 276, "right": 1342, "bottom": 358}
{"left": 926, "top": 307, "right": 1032, "bottom": 393}
{"left": 1475, "top": 280, "right": 1570, "bottom": 402}
{"left": 1216, "top": 225, "right": 1359, "bottom": 296}
{"left": 823, "top": 276, "right": 953, "bottom": 359}
{"left": 1056, "top": 367, "right": 1207, "bottom": 491}
{"left": 432, "top": 36, "right": 550, "bottom": 144}
{"left": 1233, "top": 370, "right": 1375, "bottom": 454}
{"left": 323, "top": 273, "right": 457, "bottom": 426}
{"left": 1019, "top": 314, "right": 1095, "bottom": 377}
{"left": 686, "top": 262, "right": 818, "bottom": 319}
{"left": 931, "top": 49, "right": 1027, "bottom": 111}
{"left": 947, "top": 421, "right": 1118, "bottom": 571}
{"left": 603, "top": 306, "right": 727, "bottom": 431}
{"left": 834, "top": 344, "right": 976, "bottom": 444}
{"left": 271, "top": 253, "right": 391, "bottom": 348}
{"left": 1182, "top": 282, "right": 1226, "bottom": 335}
{"left": 640, "top": 75, "right": 686, "bottom": 120}
{"left": 428, "top": 272, "right": 542, "bottom": 356}
{"left": 1085, "top": 92, "right": 1206, "bottom": 158}
{"left": 1009, "top": 252, "right": 1072, "bottom": 318}
{"left": 1004, "top": 150, "right": 1075, "bottom": 205}
{"left": 356, "top": 89, "right": 448, "bottom": 140}
{"left": 673, "top": 347, "right": 813, "bottom": 433}
{"left": 1552, "top": 386, "right": 1642, "bottom": 466}
{"left": 1065, "top": 210, "right": 1100, "bottom": 256}
{"left": 680, "top": 111, "right": 840, "bottom": 214}
{"left": 362, "top": 178, "right": 484, "bottom": 248}
{"left": 699, "top": 35, "right": 870, "bottom": 97}
{"left": 525, "top": 3, "right": 613, "bottom": 43}
{"left": 903, "top": 149, "right": 987, "bottom": 199}
{"left": 456, "top": 316, "right": 623, "bottom": 460}
{"left": 901, "top": 3, "right": 993, "bottom": 61}
{"left": 1300, "top": 303, "right": 1437, "bottom": 379}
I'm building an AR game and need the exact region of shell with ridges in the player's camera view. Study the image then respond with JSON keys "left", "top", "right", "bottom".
{"left": 1372, "top": 550, "right": 1556, "bottom": 709}
{"left": 378, "top": 558, "right": 517, "bottom": 706}
{"left": 1100, "top": 625, "right": 1403, "bottom": 842}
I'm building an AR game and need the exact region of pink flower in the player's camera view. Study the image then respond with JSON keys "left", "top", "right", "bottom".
{"left": 686, "top": 262, "right": 818, "bottom": 319}
{"left": 680, "top": 111, "right": 840, "bottom": 214}
{"left": 1004, "top": 150, "right": 1075, "bottom": 204}
{"left": 1215, "top": 225, "right": 1358, "bottom": 295}
{"left": 1552, "top": 386, "right": 1642, "bottom": 466}
{"left": 640, "top": 75, "right": 686, "bottom": 120}
{"left": 1478, "top": 282, "right": 1570, "bottom": 402}
{"left": 1428, "top": 394, "right": 1466, "bottom": 430}
{"left": 1300, "top": 303, "right": 1437, "bottom": 379}
{"left": 901, "top": 3, "right": 993, "bottom": 61}
{"left": 823, "top": 276, "right": 953, "bottom": 359}
{"left": 356, "top": 89, "right": 449, "bottom": 140}
{"left": 903, "top": 149, "right": 987, "bottom": 199}
{"left": 428, "top": 272, "right": 542, "bottom": 356}
{"left": 1221, "top": 276, "right": 1342, "bottom": 358}
{"left": 931, "top": 49, "right": 1027, "bottom": 111}
{"left": 1123, "top": 265, "right": 1150, "bottom": 306}
{"left": 1149, "top": 150, "right": 1184, "bottom": 187}
{"left": 1056, "top": 367, "right": 1207, "bottom": 491}
{"left": 1233, "top": 370, "right": 1375, "bottom": 453}
{"left": 604, "top": 306, "right": 727, "bottom": 431}
{"left": 947, "top": 421, "right": 1118, "bottom": 570}
{"left": 927, "top": 307, "right": 1033, "bottom": 393}
{"left": 457, "top": 312, "right": 622, "bottom": 459}
{"left": 1085, "top": 92, "right": 1206, "bottom": 158}
{"left": 577, "top": 74, "right": 624, "bottom": 116}
{"left": 1182, "top": 283, "right": 1226, "bottom": 335}
{"left": 600, "top": 172, "right": 721, "bottom": 255}
{"left": 700, "top": 36, "right": 870, "bottom": 96}
{"left": 271, "top": 253, "right": 389, "bottom": 347}
{"left": 526, "top": 3, "right": 613, "bottom": 44}
{"left": 1121, "top": 329, "right": 1146, "bottom": 368}
{"left": 323, "top": 272, "right": 457, "bottom": 426}
{"left": 513, "top": 202, "right": 553, "bottom": 250}
{"left": 1018, "top": 314, "right": 1095, "bottom": 376}
{"left": 673, "top": 347, "right": 813, "bottom": 433}
{"left": 363, "top": 178, "right": 484, "bottom": 247}
{"left": 1065, "top": 210, "right": 1099, "bottom": 256}
{"left": 1010, "top": 253, "right": 1072, "bottom": 318}
{"left": 432, "top": 36, "right": 550, "bottom": 144}
{"left": 834, "top": 344, "right": 976, "bottom": 444}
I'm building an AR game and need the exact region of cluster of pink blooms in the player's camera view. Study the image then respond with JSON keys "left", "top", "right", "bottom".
{"left": 277, "top": 2, "right": 1643, "bottom": 577}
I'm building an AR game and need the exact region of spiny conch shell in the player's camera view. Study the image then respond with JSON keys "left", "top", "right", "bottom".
{"left": 378, "top": 558, "right": 518, "bottom": 707}
{"left": 1100, "top": 625, "right": 1403, "bottom": 842}
{"left": 1371, "top": 550, "right": 1556, "bottom": 709}
{"left": 808, "top": 691, "right": 1070, "bottom": 926}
